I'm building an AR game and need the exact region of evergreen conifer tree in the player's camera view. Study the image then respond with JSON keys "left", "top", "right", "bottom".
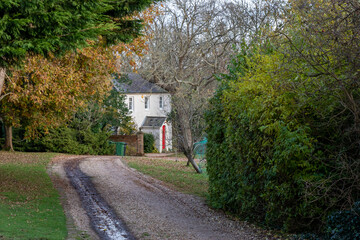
{"left": 0, "top": 0, "right": 156, "bottom": 150}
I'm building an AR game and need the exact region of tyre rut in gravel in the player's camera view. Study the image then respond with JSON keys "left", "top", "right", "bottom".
{"left": 64, "top": 159, "right": 135, "bottom": 240}
{"left": 80, "top": 157, "right": 274, "bottom": 240}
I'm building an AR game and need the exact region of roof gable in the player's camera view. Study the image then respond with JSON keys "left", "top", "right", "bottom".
{"left": 141, "top": 116, "right": 166, "bottom": 128}
{"left": 115, "top": 73, "right": 168, "bottom": 94}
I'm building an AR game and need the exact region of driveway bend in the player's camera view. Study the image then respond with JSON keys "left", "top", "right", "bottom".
{"left": 49, "top": 156, "right": 272, "bottom": 240}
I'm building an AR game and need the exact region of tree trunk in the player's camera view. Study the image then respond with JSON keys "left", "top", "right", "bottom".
{"left": 0, "top": 68, "right": 13, "bottom": 151}
{"left": 3, "top": 124, "right": 14, "bottom": 151}
{"left": 0, "top": 67, "right": 5, "bottom": 96}
{"left": 175, "top": 106, "right": 203, "bottom": 173}
{"left": 185, "top": 149, "right": 202, "bottom": 173}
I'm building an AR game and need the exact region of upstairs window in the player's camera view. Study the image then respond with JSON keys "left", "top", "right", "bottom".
{"left": 159, "top": 96, "right": 163, "bottom": 109}
{"left": 145, "top": 96, "right": 150, "bottom": 110}
{"left": 128, "top": 97, "right": 134, "bottom": 111}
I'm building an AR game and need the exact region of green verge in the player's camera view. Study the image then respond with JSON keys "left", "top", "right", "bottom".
{"left": 123, "top": 157, "right": 208, "bottom": 198}
{"left": 0, "top": 152, "right": 67, "bottom": 240}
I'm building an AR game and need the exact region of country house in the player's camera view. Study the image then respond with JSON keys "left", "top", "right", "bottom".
{"left": 115, "top": 73, "right": 172, "bottom": 152}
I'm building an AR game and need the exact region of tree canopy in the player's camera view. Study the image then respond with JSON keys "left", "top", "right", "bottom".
{"left": 206, "top": 0, "right": 360, "bottom": 234}
{"left": 0, "top": 0, "right": 155, "bottom": 68}
{"left": 137, "top": 0, "right": 263, "bottom": 172}
{"left": 0, "top": 0, "right": 156, "bottom": 96}
{"left": 0, "top": 0, "right": 157, "bottom": 150}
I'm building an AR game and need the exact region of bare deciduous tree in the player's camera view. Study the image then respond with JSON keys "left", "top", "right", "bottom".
{"left": 138, "top": 0, "right": 264, "bottom": 172}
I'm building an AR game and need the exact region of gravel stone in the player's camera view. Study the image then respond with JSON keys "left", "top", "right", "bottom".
{"left": 49, "top": 155, "right": 278, "bottom": 240}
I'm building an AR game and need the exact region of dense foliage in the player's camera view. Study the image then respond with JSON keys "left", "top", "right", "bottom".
{"left": 0, "top": 0, "right": 155, "bottom": 69}
{"left": 0, "top": 86, "right": 134, "bottom": 155}
{"left": 12, "top": 127, "right": 114, "bottom": 155}
{"left": 143, "top": 133, "right": 156, "bottom": 153}
{"left": 297, "top": 201, "right": 360, "bottom": 239}
{"left": 325, "top": 201, "right": 360, "bottom": 240}
{"left": 1, "top": 48, "right": 114, "bottom": 140}
{"left": 206, "top": 0, "right": 360, "bottom": 233}
{"left": 0, "top": 0, "right": 156, "bottom": 150}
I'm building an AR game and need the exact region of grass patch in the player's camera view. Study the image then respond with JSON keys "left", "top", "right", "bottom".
{"left": 122, "top": 157, "right": 208, "bottom": 198}
{"left": 160, "top": 152, "right": 187, "bottom": 158}
{"left": 0, "top": 151, "right": 67, "bottom": 240}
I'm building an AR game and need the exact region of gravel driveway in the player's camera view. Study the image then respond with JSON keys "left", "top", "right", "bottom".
{"left": 49, "top": 156, "right": 275, "bottom": 240}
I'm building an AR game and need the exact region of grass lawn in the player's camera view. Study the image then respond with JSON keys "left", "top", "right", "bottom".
{"left": 159, "top": 152, "right": 187, "bottom": 158}
{"left": 122, "top": 156, "right": 208, "bottom": 198}
{"left": 0, "top": 151, "right": 67, "bottom": 240}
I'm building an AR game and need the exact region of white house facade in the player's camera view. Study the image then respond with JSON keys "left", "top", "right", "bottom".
{"left": 116, "top": 73, "right": 172, "bottom": 152}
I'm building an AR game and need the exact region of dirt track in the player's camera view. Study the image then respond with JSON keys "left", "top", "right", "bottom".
{"left": 49, "top": 156, "right": 273, "bottom": 240}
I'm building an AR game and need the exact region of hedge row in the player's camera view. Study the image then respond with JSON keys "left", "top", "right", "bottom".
{"left": 4, "top": 126, "right": 114, "bottom": 155}
{"left": 205, "top": 47, "right": 360, "bottom": 233}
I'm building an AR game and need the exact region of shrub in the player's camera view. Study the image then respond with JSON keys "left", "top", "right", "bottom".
{"left": 143, "top": 133, "right": 156, "bottom": 153}
{"left": 295, "top": 201, "right": 360, "bottom": 239}
{"left": 7, "top": 126, "right": 114, "bottom": 155}
{"left": 325, "top": 201, "right": 360, "bottom": 240}
{"left": 40, "top": 127, "right": 114, "bottom": 155}
{"left": 205, "top": 46, "right": 360, "bottom": 233}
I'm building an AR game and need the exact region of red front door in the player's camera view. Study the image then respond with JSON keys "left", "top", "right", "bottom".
{"left": 162, "top": 125, "right": 166, "bottom": 150}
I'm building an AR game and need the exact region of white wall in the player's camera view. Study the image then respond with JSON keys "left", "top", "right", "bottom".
{"left": 164, "top": 122, "right": 172, "bottom": 151}
{"left": 142, "top": 121, "right": 172, "bottom": 153}
{"left": 125, "top": 93, "right": 172, "bottom": 152}
{"left": 125, "top": 93, "right": 171, "bottom": 128}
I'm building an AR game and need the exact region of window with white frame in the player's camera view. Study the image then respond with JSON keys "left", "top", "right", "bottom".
{"left": 128, "top": 97, "right": 134, "bottom": 111}
{"left": 144, "top": 96, "right": 150, "bottom": 110}
{"left": 159, "top": 96, "right": 163, "bottom": 109}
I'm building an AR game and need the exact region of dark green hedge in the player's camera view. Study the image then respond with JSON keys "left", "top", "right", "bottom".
{"left": 143, "top": 133, "right": 156, "bottom": 153}
{"left": 205, "top": 47, "right": 360, "bottom": 233}
{"left": 6, "top": 126, "right": 114, "bottom": 155}
{"left": 38, "top": 127, "right": 114, "bottom": 155}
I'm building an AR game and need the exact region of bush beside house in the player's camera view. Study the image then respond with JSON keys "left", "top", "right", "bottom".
{"left": 144, "top": 133, "right": 157, "bottom": 153}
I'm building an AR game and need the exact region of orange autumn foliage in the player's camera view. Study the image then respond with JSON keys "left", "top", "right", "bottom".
{"left": 0, "top": 6, "right": 158, "bottom": 139}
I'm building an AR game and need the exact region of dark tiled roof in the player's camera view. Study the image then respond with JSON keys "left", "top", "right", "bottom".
{"left": 141, "top": 116, "right": 166, "bottom": 128}
{"left": 114, "top": 73, "right": 168, "bottom": 94}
